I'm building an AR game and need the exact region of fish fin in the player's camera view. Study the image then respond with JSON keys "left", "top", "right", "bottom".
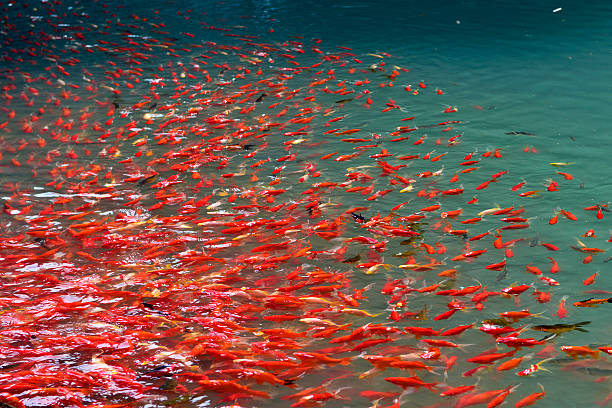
{"left": 536, "top": 358, "right": 553, "bottom": 372}
{"left": 575, "top": 328, "right": 588, "bottom": 332}
{"left": 359, "top": 367, "right": 380, "bottom": 379}
{"left": 496, "top": 267, "right": 508, "bottom": 281}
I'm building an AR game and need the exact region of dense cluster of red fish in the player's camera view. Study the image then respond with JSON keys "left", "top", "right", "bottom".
{"left": 0, "top": 1, "right": 610, "bottom": 408}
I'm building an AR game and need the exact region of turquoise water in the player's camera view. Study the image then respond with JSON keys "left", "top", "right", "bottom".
{"left": 1, "top": 1, "right": 611, "bottom": 407}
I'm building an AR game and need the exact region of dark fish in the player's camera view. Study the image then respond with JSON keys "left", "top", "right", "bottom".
{"left": 335, "top": 98, "right": 354, "bottom": 104}
{"left": 350, "top": 212, "right": 367, "bottom": 223}
{"left": 505, "top": 131, "right": 536, "bottom": 136}
{"left": 33, "top": 237, "right": 50, "bottom": 249}
{"left": 531, "top": 321, "right": 590, "bottom": 334}
{"left": 138, "top": 174, "right": 158, "bottom": 185}
{"left": 482, "top": 318, "right": 512, "bottom": 326}
{"left": 496, "top": 265, "right": 508, "bottom": 281}
{"left": 400, "top": 238, "right": 418, "bottom": 245}
{"left": 576, "top": 367, "right": 612, "bottom": 376}
{"left": 342, "top": 254, "right": 361, "bottom": 263}
{"left": 393, "top": 251, "right": 415, "bottom": 258}
{"left": 255, "top": 93, "right": 266, "bottom": 102}
{"left": 145, "top": 364, "right": 171, "bottom": 373}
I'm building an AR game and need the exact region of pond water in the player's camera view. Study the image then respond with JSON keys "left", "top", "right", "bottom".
{"left": 0, "top": 0, "right": 611, "bottom": 407}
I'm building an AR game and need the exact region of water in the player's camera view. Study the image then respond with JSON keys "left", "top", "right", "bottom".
{"left": 1, "top": 0, "right": 611, "bottom": 407}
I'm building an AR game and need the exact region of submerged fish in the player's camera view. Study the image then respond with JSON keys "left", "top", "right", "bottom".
{"left": 573, "top": 297, "right": 612, "bottom": 307}
{"left": 505, "top": 131, "right": 536, "bottom": 136}
{"left": 531, "top": 321, "right": 590, "bottom": 334}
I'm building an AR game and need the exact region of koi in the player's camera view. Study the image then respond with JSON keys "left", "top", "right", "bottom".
{"left": 440, "top": 384, "right": 476, "bottom": 397}
{"left": 404, "top": 326, "right": 441, "bottom": 338}
{"left": 572, "top": 297, "right": 612, "bottom": 307}
{"left": 499, "top": 309, "right": 540, "bottom": 322}
{"left": 462, "top": 365, "right": 489, "bottom": 378}
{"left": 293, "top": 352, "right": 353, "bottom": 366}
{"left": 583, "top": 271, "right": 599, "bottom": 285}
{"left": 440, "top": 324, "right": 473, "bottom": 336}
{"left": 496, "top": 335, "right": 545, "bottom": 348}
{"left": 547, "top": 256, "right": 559, "bottom": 273}
{"left": 514, "top": 384, "right": 545, "bottom": 407}
{"left": 421, "top": 339, "right": 461, "bottom": 348}
{"left": 556, "top": 296, "right": 568, "bottom": 318}
{"left": 559, "top": 345, "right": 600, "bottom": 359}
{"left": 389, "top": 360, "right": 435, "bottom": 372}
{"left": 487, "top": 385, "right": 518, "bottom": 408}
{"left": 290, "top": 390, "right": 348, "bottom": 407}
{"left": 454, "top": 388, "right": 509, "bottom": 408}
{"left": 598, "top": 346, "right": 612, "bottom": 355}
{"left": 485, "top": 259, "right": 507, "bottom": 271}
{"left": 581, "top": 228, "right": 596, "bottom": 237}
{"left": 441, "top": 208, "right": 463, "bottom": 218}
{"left": 478, "top": 324, "right": 518, "bottom": 337}
{"left": 539, "top": 276, "right": 559, "bottom": 286}
{"left": 573, "top": 246, "right": 605, "bottom": 253}
{"left": 449, "top": 229, "right": 469, "bottom": 236}
{"left": 525, "top": 265, "right": 542, "bottom": 275}
{"left": 197, "top": 379, "right": 270, "bottom": 398}
{"left": 360, "top": 390, "right": 401, "bottom": 400}
{"left": 516, "top": 358, "right": 551, "bottom": 376}
{"left": 559, "top": 208, "right": 577, "bottom": 220}
{"left": 497, "top": 355, "right": 528, "bottom": 371}
{"left": 384, "top": 376, "right": 438, "bottom": 391}
{"left": 500, "top": 223, "right": 530, "bottom": 230}
{"left": 466, "top": 350, "right": 516, "bottom": 364}
{"left": 469, "top": 231, "right": 490, "bottom": 241}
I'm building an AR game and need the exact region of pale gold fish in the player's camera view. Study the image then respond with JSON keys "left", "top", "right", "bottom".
{"left": 478, "top": 206, "right": 502, "bottom": 216}
{"left": 366, "top": 263, "right": 392, "bottom": 275}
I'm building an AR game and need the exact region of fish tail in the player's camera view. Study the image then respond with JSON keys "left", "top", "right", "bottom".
{"left": 536, "top": 358, "right": 552, "bottom": 372}
{"left": 424, "top": 382, "right": 439, "bottom": 392}
{"left": 359, "top": 367, "right": 380, "bottom": 379}
{"left": 339, "top": 357, "right": 353, "bottom": 365}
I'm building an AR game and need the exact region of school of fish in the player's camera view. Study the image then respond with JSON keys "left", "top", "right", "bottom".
{"left": 0, "top": 1, "right": 610, "bottom": 408}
